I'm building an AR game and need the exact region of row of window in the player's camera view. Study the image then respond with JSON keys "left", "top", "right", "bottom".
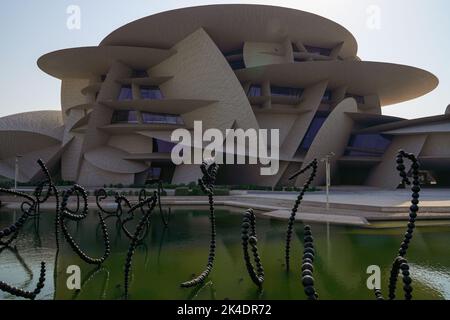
{"left": 111, "top": 110, "right": 183, "bottom": 125}
{"left": 248, "top": 85, "right": 304, "bottom": 98}
{"left": 118, "top": 85, "right": 164, "bottom": 101}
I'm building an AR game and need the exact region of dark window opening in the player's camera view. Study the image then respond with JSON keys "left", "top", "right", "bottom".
{"left": 141, "top": 112, "right": 184, "bottom": 125}
{"left": 292, "top": 43, "right": 301, "bottom": 52}
{"left": 223, "top": 47, "right": 244, "bottom": 57}
{"left": 229, "top": 60, "right": 246, "bottom": 70}
{"left": 322, "top": 90, "right": 333, "bottom": 102}
{"left": 247, "top": 85, "right": 262, "bottom": 97}
{"left": 270, "top": 86, "right": 304, "bottom": 98}
{"left": 118, "top": 85, "right": 132, "bottom": 101}
{"left": 346, "top": 93, "right": 365, "bottom": 104}
{"left": 132, "top": 69, "right": 148, "bottom": 78}
{"left": 111, "top": 110, "right": 138, "bottom": 124}
{"left": 297, "top": 112, "right": 329, "bottom": 152}
{"left": 345, "top": 134, "right": 392, "bottom": 157}
{"left": 140, "top": 86, "right": 163, "bottom": 100}
{"left": 145, "top": 162, "right": 176, "bottom": 183}
{"left": 153, "top": 139, "right": 176, "bottom": 153}
{"left": 304, "top": 45, "right": 332, "bottom": 56}
{"left": 100, "top": 74, "right": 107, "bottom": 82}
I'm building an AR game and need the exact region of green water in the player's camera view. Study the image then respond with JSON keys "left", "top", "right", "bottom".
{"left": 1, "top": 208, "right": 450, "bottom": 300}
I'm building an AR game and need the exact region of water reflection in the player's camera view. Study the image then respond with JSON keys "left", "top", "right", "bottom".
{"left": 0, "top": 208, "right": 449, "bottom": 300}
{"left": 410, "top": 264, "right": 450, "bottom": 299}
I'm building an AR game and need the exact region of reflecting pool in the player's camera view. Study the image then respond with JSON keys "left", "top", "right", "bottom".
{"left": 1, "top": 208, "right": 449, "bottom": 300}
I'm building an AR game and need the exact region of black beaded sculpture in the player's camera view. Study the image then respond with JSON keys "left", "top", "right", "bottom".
{"left": 124, "top": 192, "right": 158, "bottom": 298}
{"left": 284, "top": 159, "right": 318, "bottom": 270}
{"left": 33, "top": 160, "right": 61, "bottom": 250}
{"left": 301, "top": 225, "right": 318, "bottom": 300}
{"left": 181, "top": 159, "right": 219, "bottom": 288}
{"left": 0, "top": 191, "right": 34, "bottom": 246}
{"left": 373, "top": 150, "right": 419, "bottom": 301}
{"left": 0, "top": 262, "right": 46, "bottom": 300}
{"left": 0, "top": 161, "right": 52, "bottom": 299}
{"left": 241, "top": 209, "right": 264, "bottom": 288}
{"left": 59, "top": 185, "right": 111, "bottom": 265}
{"left": 141, "top": 181, "right": 171, "bottom": 227}
{"left": 96, "top": 190, "right": 152, "bottom": 244}
{"left": 95, "top": 189, "right": 122, "bottom": 218}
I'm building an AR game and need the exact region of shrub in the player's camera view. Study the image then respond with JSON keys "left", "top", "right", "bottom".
{"left": 214, "top": 188, "right": 230, "bottom": 196}
{"left": 190, "top": 187, "right": 203, "bottom": 196}
{"left": 0, "top": 181, "right": 14, "bottom": 189}
{"left": 187, "top": 181, "right": 197, "bottom": 188}
{"left": 174, "top": 187, "right": 190, "bottom": 196}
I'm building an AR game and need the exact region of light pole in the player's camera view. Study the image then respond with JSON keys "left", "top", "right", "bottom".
{"left": 321, "top": 152, "right": 335, "bottom": 261}
{"left": 14, "top": 155, "right": 23, "bottom": 191}
{"left": 320, "top": 152, "right": 335, "bottom": 212}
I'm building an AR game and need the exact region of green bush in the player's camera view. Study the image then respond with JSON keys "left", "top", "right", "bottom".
{"left": 0, "top": 181, "right": 14, "bottom": 189}
{"left": 214, "top": 188, "right": 230, "bottom": 196}
{"left": 190, "top": 187, "right": 202, "bottom": 196}
{"left": 175, "top": 187, "right": 190, "bottom": 196}
{"left": 187, "top": 181, "right": 197, "bottom": 188}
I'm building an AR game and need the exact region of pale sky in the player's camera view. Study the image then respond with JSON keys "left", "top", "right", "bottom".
{"left": 0, "top": 0, "right": 449, "bottom": 119}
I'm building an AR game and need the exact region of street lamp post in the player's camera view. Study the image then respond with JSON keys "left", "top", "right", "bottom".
{"left": 321, "top": 152, "right": 335, "bottom": 212}
{"left": 14, "top": 155, "right": 23, "bottom": 191}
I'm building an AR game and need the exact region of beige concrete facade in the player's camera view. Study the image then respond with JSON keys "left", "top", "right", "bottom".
{"left": 0, "top": 4, "right": 446, "bottom": 188}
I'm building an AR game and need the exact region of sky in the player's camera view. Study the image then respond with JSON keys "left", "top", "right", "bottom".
{"left": 0, "top": 0, "right": 449, "bottom": 119}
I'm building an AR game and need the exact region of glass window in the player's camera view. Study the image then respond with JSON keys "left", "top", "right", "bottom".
{"left": 346, "top": 93, "right": 365, "bottom": 104}
{"left": 140, "top": 86, "right": 163, "bottom": 100}
{"left": 132, "top": 69, "right": 148, "bottom": 78}
{"left": 153, "top": 139, "right": 176, "bottom": 153}
{"left": 292, "top": 43, "right": 301, "bottom": 52}
{"left": 229, "top": 60, "right": 245, "bottom": 70}
{"left": 346, "top": 134, "right": 392, "bottom": 157}
{"left": 141, "top": 112, "right": 184, "bottom": 125}
{"left": 247, "top": 85, "right": 262, "bottom": 97}
{"left": 118, "top": 85, "right": 132, "bottom": 101}
{"left": 111, "top": 110, "right": 138, "bottom": 124}
{"left": 146, "top": 167, "right": 162, "bottom": 180}
{"left": 304, "top": 45, "right": 332, "bottom": 56}
{"left": 223, "top": 47, "right": 244, "bottom": 57}
{"left": 270, "top": 86, "right": 303, "bottom": 98}
{"left": 298, "top": 112, "right": 329, "bottom": 151}
{"left": 322, "top": 90, "right": 333, "bottom": 102}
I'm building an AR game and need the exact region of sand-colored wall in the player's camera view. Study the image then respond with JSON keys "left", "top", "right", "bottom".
{"left": 297, "top": 98, "right": 357, "bottom": 186}
{"left": 367, "top": 135, "right": 427, "bottom": 188}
